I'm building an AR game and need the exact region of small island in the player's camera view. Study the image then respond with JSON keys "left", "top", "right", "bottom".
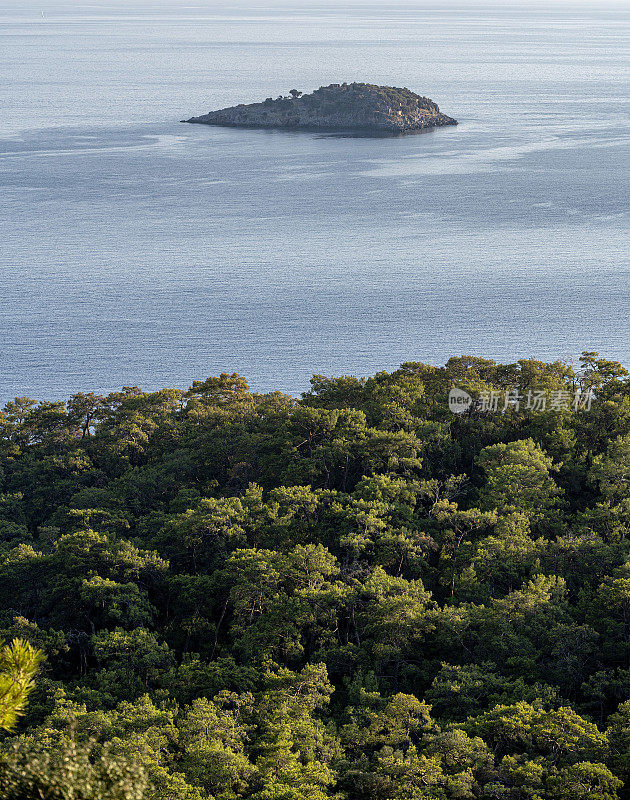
{"left": 183, "top": 82, "right": 457, "bottom": 135}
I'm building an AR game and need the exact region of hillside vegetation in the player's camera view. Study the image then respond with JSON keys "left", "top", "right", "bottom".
{"left": 1, "top": 353, "right": 630, "bottom": 799}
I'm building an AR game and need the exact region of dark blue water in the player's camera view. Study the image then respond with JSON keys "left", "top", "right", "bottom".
{"left": 1, "top": 1, "right": 628, "bottom": 401}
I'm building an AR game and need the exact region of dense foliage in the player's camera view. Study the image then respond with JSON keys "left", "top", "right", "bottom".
{"left": 307, "top": 83, "right": 440, "bottom": 114}
{"left": 1, "top": 352, "right": 630, "bottom": 799}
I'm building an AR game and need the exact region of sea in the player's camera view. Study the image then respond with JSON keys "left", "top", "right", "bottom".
{"left": 1, "top": 0, "right": 628, "bottom": 402}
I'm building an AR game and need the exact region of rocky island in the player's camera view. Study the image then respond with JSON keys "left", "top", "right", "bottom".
{"left": 183, "top": 82, "right": 457, "bottom": 135}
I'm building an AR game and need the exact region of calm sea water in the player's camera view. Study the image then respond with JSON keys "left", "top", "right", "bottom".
{"left": 0, "top": 1, "right": 628, "bottom": 401}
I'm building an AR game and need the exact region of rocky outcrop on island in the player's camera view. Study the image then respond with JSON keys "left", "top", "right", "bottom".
{"left": 184, "top": 83, "right": 457, "bottom": 135}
